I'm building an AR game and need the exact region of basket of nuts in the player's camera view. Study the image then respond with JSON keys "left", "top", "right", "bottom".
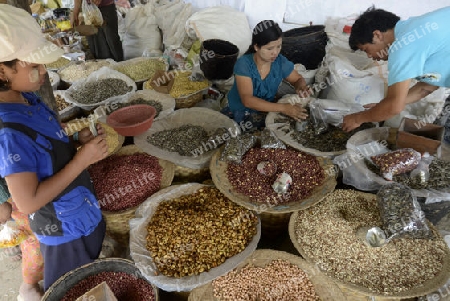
{"left": 112, "top": 57, "right": 169, "bottom": 83}
{"left": 129, "top": 183, "right": 261, "bottom": 292}
{"left": 90, "top": 144, "right": 175, "bottom": 245}
{"left": 288, "top": 189, "right": 450, "bottom": 300}
{"left": 42, "top": 258, "right": 159, "bottom": 301}
{"left": 188, "top": 249, "right": 346, "bottom": 301}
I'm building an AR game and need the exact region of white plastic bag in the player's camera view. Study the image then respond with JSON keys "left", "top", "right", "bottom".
{"left": 82, "top": 0, "right": 103, "bottom": 27}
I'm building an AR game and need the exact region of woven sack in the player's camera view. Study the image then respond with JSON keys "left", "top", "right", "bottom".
{"left": 188, "top": 249, "right": 346, "bottom": 301}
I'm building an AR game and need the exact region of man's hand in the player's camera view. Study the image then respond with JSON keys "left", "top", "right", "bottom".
{"left": 342, "top": 113, "right": 362, "bottom": 132}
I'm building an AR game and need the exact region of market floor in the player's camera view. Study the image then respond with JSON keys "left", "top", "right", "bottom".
{"left": 1, "top": 144, "right": 450, "bottom": 301}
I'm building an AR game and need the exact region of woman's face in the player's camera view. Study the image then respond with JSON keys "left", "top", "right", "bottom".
{"left": 255, "top": 38, "right": 282, "bottom": 62}
{"left": 0, "top": 61, "right": 47, "bottom": 92}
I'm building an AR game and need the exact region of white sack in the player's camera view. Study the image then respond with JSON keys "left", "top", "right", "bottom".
{"left": 185, "top": 6, "right": 252, "bottom": 56}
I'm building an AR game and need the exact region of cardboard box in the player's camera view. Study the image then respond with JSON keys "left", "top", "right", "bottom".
{"left": 149, "top": 70, "right": 174, "bottom": 94}
{"left": 396, "top": 117, "right": 444, "bottom": 157}
{"left": 75, "top": 282, "right": 118, "bottom": 301}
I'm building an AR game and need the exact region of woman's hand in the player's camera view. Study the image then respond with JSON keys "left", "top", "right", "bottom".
{"left": 74, "top": 136, "right": 109, "bottom": 169}
{"left": 281, "top": 103, "right": 308, "bottom": 121}
{"left": 78, "top": 124, "right": 106, "bottom": 145}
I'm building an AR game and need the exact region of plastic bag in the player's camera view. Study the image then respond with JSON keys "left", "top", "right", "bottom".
{"left": 260, "top": 129, "right": 286, "bottom": 149}
{"left": 221, "top": 133, "right": 257, "bottom": 164}
{"left": 82, "top": 0, "right": 103, "bottom": 27}
{"left": 309, "top": 99, "right": 328, "bottom": 135}
{"left": 377, "top": 183, "right": 432, "bottom": 240}
{"left": 371, "top": 148, "right": 421, "bottom": 181}
{"left": 409, "top": 153, "right": 433, "bottom": 188}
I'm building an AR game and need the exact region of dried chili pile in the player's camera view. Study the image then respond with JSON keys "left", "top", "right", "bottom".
{"left": 227, "top": 148, "right": 325, "bottom": 205}
{"left": 89, "top": 153, "right": 162, "bottom": 211}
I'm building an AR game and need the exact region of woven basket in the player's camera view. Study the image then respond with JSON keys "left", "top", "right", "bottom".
{"left": 288, "top": 190, "right": 450, "bottom": 300}
{"left": 174, "top": 165, "right": 211, "bottom": 183}
{"left": 42, "top": 258, "right": 159, "bottom": 301}
{"left": 101, "top": 144, "right": 175, "bottom": 245}
{"left": 209, "top": 147, "right": 337, "bottom": 214}
{"left": 188, "top": 249, "right": 346, "bottom": 301}
{"left": 175, "top": 88, "right": 207, "bottom": 109}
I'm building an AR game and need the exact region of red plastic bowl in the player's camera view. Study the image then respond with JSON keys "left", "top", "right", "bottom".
{"left": 106, "top": 104, "right": 156, "bottom": 137}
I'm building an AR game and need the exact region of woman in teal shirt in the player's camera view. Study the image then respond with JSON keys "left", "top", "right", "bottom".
{"left": 223, "top": 20, "right": 310, "bottom": 130}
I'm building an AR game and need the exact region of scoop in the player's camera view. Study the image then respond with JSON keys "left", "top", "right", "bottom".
{"left": 356, "top": 226, "right": 390, "bottom": 248}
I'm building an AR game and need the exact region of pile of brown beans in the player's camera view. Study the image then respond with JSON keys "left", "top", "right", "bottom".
{"left": 227, "top": 148, "right": 325, "bottom": 205}
{"left": 146, "top": 187, "right": 258, "bottom": 278}
{"left": 89, "top": 153, "right": 162, "bottom": 211}
{"left": 61, "top": 271, "right": 156, "bottom": 301}
{"left": 212, "top": 259, "right": 320, "bottom": 301}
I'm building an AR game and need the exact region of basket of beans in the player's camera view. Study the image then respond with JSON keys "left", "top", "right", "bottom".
{"left": 42, "top": 258, "right": 159, "bottom": 301}
{"left": 88, "top": 144, "right": 175, "bottom": 245}
{"left": 209, "top": 144, "right": 337, "bottom": 236}
{"left": 188, "top": 249, "right": 346, "bottom": 301}
{"left": 288, "top": 189, "right": 450, "bottom": 300}
{"left": 129, "top": 183, "right": 261, "bottom": 292}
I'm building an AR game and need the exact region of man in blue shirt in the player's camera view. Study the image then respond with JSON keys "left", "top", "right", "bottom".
{"left": 342, "top": 6, "right": 450, "bottom": 132}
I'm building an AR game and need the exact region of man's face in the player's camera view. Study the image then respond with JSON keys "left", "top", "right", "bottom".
{"left": 358, "top": 42, "right": 389, "bottom": 61}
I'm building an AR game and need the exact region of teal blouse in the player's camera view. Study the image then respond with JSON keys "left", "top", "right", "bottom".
{"left": 227, "top": 53, "right": 294, "bottom": 112}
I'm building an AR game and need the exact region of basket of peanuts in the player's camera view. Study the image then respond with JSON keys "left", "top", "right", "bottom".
{"left": 188, "top": 249, "right": 346, "bottom": 301}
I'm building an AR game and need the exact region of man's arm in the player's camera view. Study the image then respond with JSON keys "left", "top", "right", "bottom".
{"left": 404, "top": 82, "right": 439, "bottom": 104}
{"left": 342, "top": 79, "right": 411, "bottom": 131}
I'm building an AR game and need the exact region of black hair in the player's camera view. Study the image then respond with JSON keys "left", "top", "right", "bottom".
{"left": 349, "top": 6, "right": 400, "bottom": 50}
{"left": 0, "top": 60, "right": 18, "bottom": 92}
{"left": 245, "top": 20, "right": 283, "bottom": 54}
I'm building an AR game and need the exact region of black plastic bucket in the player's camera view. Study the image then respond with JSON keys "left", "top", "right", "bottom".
{"left": 281, "top": 25, "right": 328, "bottom": 70}
{"left": 200, "top": 39, "right": 239, "bottom": 80}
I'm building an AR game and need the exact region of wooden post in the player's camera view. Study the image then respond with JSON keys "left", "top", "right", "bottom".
{"left": 7, "top": 0, "right": 60, "bottom": 121}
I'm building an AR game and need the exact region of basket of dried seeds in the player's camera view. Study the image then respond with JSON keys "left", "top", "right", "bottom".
{"left": 265, "top": 95, "right": 375, "bottom": 158}
{"left": 112, "top": 57, "right": 169, "bottom": 83}
{"left": 134, "top": 107, "right": 240, "bottom": 170}
{"left": 188, "top": 249, "right": 346, "bottom": 301}
{"left": 57, "top": 59, "right": 116, "bottom": 85}
{"left": 64, "top": 67, "right": 137, "bottom": 111}
{"left": 289, "top": 189, "right": 450, "bottom": 300}
{"left": 144, "top": 70, "right": 210, "bottom": 109}
{"left": 54, "top": 90, "right": 82, "bottom": 122}
{"left": 129, "top": 183, "right": 261, "bottom": 292}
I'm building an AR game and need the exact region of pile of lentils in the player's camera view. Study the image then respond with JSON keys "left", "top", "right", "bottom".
{"left": 61, "top": 271, "right": 156, "bottom": 301}
{"left": 227, "top": 148, "right": 325, "bottom": 205}
{"left": 146, "top": 124, "right": 209, "bottom": 156}
{"left": 293, "top": 189, "right": 447, "bottom": 294}
{"left": 69, "top": 78, "right": 132, "bottom": 105}
{"left": 89, "top": 153, "right": 162, "bottom": 211}
{"left": 212, "top": 260, "right": 320, "bottom": 301}
{"left": 107, "top": 98, "right": 163, "bottom": 117}
{"left": 146, "top": 187, "right": 258, "bottom": 278}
